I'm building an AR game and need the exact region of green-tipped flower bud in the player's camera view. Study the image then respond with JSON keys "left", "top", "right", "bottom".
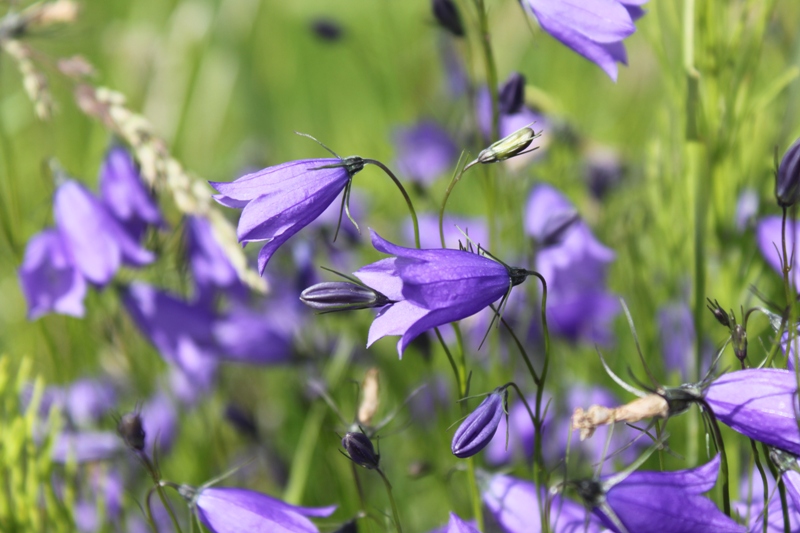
{"left": 476, "top": 125, "right": 539, "bottom": 164}
{"left": 300, "top": 281, "right": 390, "bottom": 312}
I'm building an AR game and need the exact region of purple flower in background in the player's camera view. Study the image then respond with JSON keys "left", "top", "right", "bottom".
{"left": 523, "top": 0, "right": 647, "bottom": 81}
{"left": 52, "top": 431, "right": 121, "bottom": 463}
{"left": 580, "top": 455, "right": 744, "bottom": 533}
{"left": 526, "top": 184, "right": 619, "bottom": 344}
{"left": 65, "top": 379, "right": 116, "bottom": 428}
{"left": 55, "top": 180, "right": 154, "bottom": 286}
{"left": 141, "top": 391, "right": 178, "bottom": 454}
{"left": 403, "top": 213, "right": 489, "bottom": 250}
{"left": 393, "top": 121, "right": 459, "bottom": 185}
{"left": 210, "top": 155, "right": 364, "bottom": 274}
{"left": 452, "top": 387, "right": 507, "bottom": 458}
{"left": 99, "top": 145, "right": 163, "bottom": 240}
{"left": 704, "top": 369, "right": 800, "bottom": 455}
{"left": 354, "top": 230, "right": 529, "bottom": 357}
{"left": 191, "top": 486, "right": 336, "bottom": 533}
{"left": 657, "top": 302, "right": 695, "bottom": 379}
{"left": 735, "top": 188, "right": 759, "bottom": 232}
{"left": 776, "top": 138, "right": 800, "bottom": 208}
{"left": 74, "top": 469, "right": 124, "bottom": 532}
{"left": 18, "top": 229, "right": 87, "bottom": 320}
{"left": 429, "top": 513, "right": 480, "bottom": 533}
{"left": 212, "top": 303, "right": 294, "bottom": 365}
{"left": 185, "top": 215, "right": 248, "bottom": 305}
{"left": 757, "top": 216, "right": 800, "bottom": 290}
{"left": 483, "top": 473, "right": 602, "bottom": 533}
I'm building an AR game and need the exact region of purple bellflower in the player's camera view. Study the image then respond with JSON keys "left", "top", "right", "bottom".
{"left": 354, "top": 230, "right": 531, "bottom": 357}
{"left": 578, "top": 454, "right": 745, "bottom": 533}
{"left": 18, "top": 229, "right": 87, "bottom": 320}
{"left": 210, "top": 154, "right": 365, "bottom": 274}
{"left": 99, "top": 145, "right": 163, "bottom": 240}
{"left": 757, "top": 216, "right": 800, "bottom": 290}
{"left": 393, "top": 120, "right": 459, "bottom": 185}
{"left": 522, "top": 0, "right": 647, "bottom": 81}
{"left": 451, "top": 387, "right": 507, "bottom": 458}
{"left": 483, "top": 472, "right": 603, "bottom": 533}
{"left": 186, "top": 485, "right": 336, "bottom": 533}
{"left": 185, "top": 215, "right": 248, "bottom": 305}
{"left": 54, "top": 180, "right": 154, "bottom": 286}
{"left": 704, "top": 368, "right": 800, "bottom": 455}
{"left": 212, "top": 303, "right": 294, "bottom": 365}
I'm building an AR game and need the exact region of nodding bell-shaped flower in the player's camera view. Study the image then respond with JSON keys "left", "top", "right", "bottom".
{"left": 776, "top": 138, "right": 800, "bottom": 207}
{"left": 704, "top": 368, "right": 800, "bottom": 455}
{"left": 451, "top": 387, "right": 507, "bottom": 458}
{"left": 341, "top": 431, "right": 380, "bottom": 470}
{"left": 181, "top": 484, "right": 336, "bottom": 533}
{"left": 576, "top": 454, "right": 745, "bottom": 533}
{"left": 476, "top": 125, "right": 540, "bottom": 165}
{"left": 300, "top": 281, "right": 392, "bottom": 313}
{"left": 210, "top": 148, "right": 365, "bottom": 275}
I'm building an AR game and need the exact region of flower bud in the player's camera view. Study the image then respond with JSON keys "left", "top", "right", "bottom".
{"left": 732, "top": 324, "right": 747, "bottom": 362}
{"left": 477, "top": 126, "right": 538, "bottom": 164}
{"left": 117, "top": 411, "right": 145, "bottom": 451}
{"left": 499, "top": 72, "right": 525, "bottom": 115}
{"left": 432, "top": 0, "right": 464, "bottom": 37}
{"left": 300, "top": 281, "right": 390, "bottom": 312}
{"left": 705, "top": 298, "right": 731, "bottom": 329}
{"left": 451, "top": 387, "right": 507, "bottom": 458}
{"left": 342, "top": 432, "right": 380, "bottom": 469}
{"left": 776, "top": 139, "right": 800, "bottom": 207}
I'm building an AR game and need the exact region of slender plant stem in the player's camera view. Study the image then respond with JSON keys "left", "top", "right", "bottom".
{"left": 139, "top": 453, "right": 184, "bottom": 533}
{"left": 473, "top": 0, "right": 499, "bottom": 142}
{"left": 749, "top": 439, "right": 769, "bottom": 533}
{"left": 365, "top": 159, "right": 420, "bottom": 248}
{"left": 377, "top": 469, "right": 403, "bottom": 533}
{"left": 778, "top": 477, "right": 791, "bottom": 533}
{"left": 699, "top": 402, "right": 730, "bottom": 515}
{"left": 490, "top": 304, "right": 540, "bottom": 385}
{"left": 529, "top": 271, "right": 551, "bottom": 532}
{"left": 439, "top": 161, "right": 477, "bottom": 248}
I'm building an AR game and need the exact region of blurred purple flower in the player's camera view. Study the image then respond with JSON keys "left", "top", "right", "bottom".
{"left": 403, "top": 213, "right": 489, "bottom": 250}
{"left": 704, "top": 369, "right": 800, "bottom": 455}
{"left": 584, "top": 147, "right": 623, "bottom": 199}
{"left": 393, "top": 121, "right": 459, "bottom": 185}
{"left": 757, "top": 216, "right": 800, "bottom": 290}
{"left": 526, "top": 184, "right": 619, "bottom": 345}
{"left": 735, "top": 188, "right": 759, "bottom": 232}
{"left": 212, "top": 303, "right": 294, "bottom": 365}
{"left": 99, "top": 145, "right": 163, "bottom": 240}
{"left": 523, "top": 0, "right": 646, "bottom": 81}
{"left": 74, "top": 468, "right": 124, "bottom": 532}
{"left": 452, "top": 387, "right": 506, "bottom": 458}
{"left": 121, "top": 283, "right": 218, "bottom": 397}
{"left": 18, "top": 229, "right": 87, "bottom": 320}
{"left": 65, "top": 379, "right": 116, "bottom": 428}
{"left": 483, "top": 473, "right": 602, "bottom": 533}
{"left": 52, "top": 431, "right": 121, "bottom": 463}
{"left": 193, "top": 487, "right": 336, "bottom": 533}
{"left": 141, "top": 391, "right": 178, "bottom": 454}
{"left": 55, "top": 180, "right": 154, "bottom": 286}
{"left": 429, "top": 513, "right": 480, "bottom": 533}
{"left": 185, "top": 215, "right": 248, "bottom": 305}
{"left": 657, "top": 302, "right": 695, "bottom": 379}
{"left": 354, "top": 230, "right": 529, "bottom": 357}
{"left": 210, "top": 156, "right": 364, "bottom": 274}
{"left": 583, "top": 454, "right": 744, "bottom": 532}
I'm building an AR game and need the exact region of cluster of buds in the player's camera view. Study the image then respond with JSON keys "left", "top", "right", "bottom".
{"left": 706, "top": 298, "right": 747, "bottom": 364}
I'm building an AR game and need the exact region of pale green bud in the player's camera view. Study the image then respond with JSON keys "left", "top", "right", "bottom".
{"left": 477, "top": 125, "right": 539, "bottom": 164}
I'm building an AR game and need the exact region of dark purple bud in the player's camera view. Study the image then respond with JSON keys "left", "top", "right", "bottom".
{"left": 333, "top": 520, "right": 358, "bottom": 533}
{"left": 311, "top": 18, "right": 343, "bottom": 41}
{"left": 300, "top": 281, "right": 390, "bottom": 312}
{"left": 117, "top": 411, "right": 145, "bottom": 451}
{"left": 705, "top": 298, "right": 731, "bottom": 328}
{"left": 776, "top": 138, "right": 800, "bottom": 207}
{"left": 499, "top": 72, "right": 525, "bottom": 115}
{"left": 731, "top": 323, "right": 747, "bottom": 362}
{"left": 432, "top": 0, "right": 464, "bottom": 37}
{"left": 342, "top": 432, "right": 380, "bottom": 469}
{"left": 451, "top": 387, "right": 507, "bottom": 458}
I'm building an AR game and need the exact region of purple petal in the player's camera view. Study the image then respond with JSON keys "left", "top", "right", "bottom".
{"left": 52, "top": 431, "right": 121, "bottom": 463}
{"left": 756, "top": 216, "right": 800, "bottom": 290}
{"left": 65, "top": 379, "right": 116, "bottom": 428}
{"left": 18, "top": 229, "right": 87, "bottom": 320}
{"left": 141, "top": 391, "right": 178, "bottom": 454}
{"left": 354, "top": 258, "right": 404, "bottom": 300}
{"left": 393, "top": 121, "right": 459, "bottom": 184}
{"left": 524, "top": 184, "right": 579, "bottom": 244}
{"left": 185, "top": 215, "right": 248, "bottom": 304}
{"left": 705, "top": 369, "right": 800, "bottom": 455}
{"left": 212, "top": 305, "right": 293, "bottom": 365}
{"left": 367, "top": 300, "right": 430, "bottom": 348}
{"left": 209, "top": 159, "right": 342, "bottom": 203}
{"left": 528, "top": 0, "right": 635, "bottom": 43}
{"left": 444, "top": 513, "right": 480, "bottom": 533}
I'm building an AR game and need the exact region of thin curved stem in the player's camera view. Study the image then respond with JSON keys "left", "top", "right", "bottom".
{"left": 473, "top": 0, "right": 499, "bottom": 142}
{"left": 749, "top": 439, "right": 769, "bottom": 533}
{"left": 377, "top": 468, "right": 403, "bottom": 533}
{"left": 137, "top": 452, "right": 184, "bottom": 533}
{"left": 699, "top": 401, "right": 731, "bottom": 516}
{"left": 490, "top": 303, "right": 539, "bottom": 385}
{"left": 364, "top": 159, "right": 420, "bottom": 248}
{"left": 439, "top": 160, "right": 478, "bottom": 248}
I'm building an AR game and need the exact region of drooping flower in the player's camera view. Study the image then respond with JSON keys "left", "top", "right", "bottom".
{"left": 704, "top": 368, "right": 800, "bottom": 455}
{"left": 54, "top": 180, "right": 154, "bottom": 286}
{"left": 18, "top": 229, "right": 87, "bottom": 320}
{"left": 99, "top": 145, "right": 163, "bottom": 240}
{"left": 190, "top": 486, "right": 336, "bottom": 533}
{"left": 482, "top": 472, "right": 603, "bottom": 533}
{"left": 776, "top": 138, "right": 800, "bottom": 208}
{"left": 452, "top": 387, "right": 507, "bottom": 458}
{"left": 393, "top": 121, "right": 459, "bottom": 185}
{"left": 522, "top": 0, "right": 647, "bottom": 81}
{"left": 577, "top": 454, "right": 745, "bottom": 533}
{"left": 354, "top": 230, "right": 530, "bottom": 357}
{"left": 210, "top": 155, "right": 365, "bottom": 274}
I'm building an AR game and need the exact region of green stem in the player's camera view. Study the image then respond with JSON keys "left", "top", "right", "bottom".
{"left": 377, "top": 469, "right": 403, "bottom": 533}
{"left": 439, "top": 161, "right": 478, "bottom": 248}
{"left": 749, "top": 439, "right": 769, "bottom": 533}
{"left": 491, "top": 304, "right": 540, "bottom": 385}
{"left": 365, "top": 159, "right": 420, "bottom": 248}
{"left": 139, "top": 453, "right": 183, "bottom": 533}
{"left": 530, "top": 272, "right": 551, "bottom": 531}
{"left": 473, "top": 0, "right": 499, "bottom": 142}
{"left": 778, "top": 477, "right": 791, "bottom": 533}
{"left": 699, "top": 402, "right": 730, "bottom": 515}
